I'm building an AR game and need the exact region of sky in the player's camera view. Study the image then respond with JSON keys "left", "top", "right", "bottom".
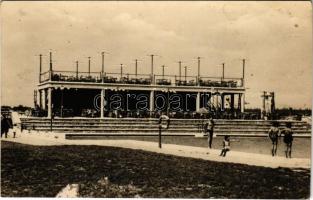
{"left": 1, "top": 1, "right": 312, "bottom": 109}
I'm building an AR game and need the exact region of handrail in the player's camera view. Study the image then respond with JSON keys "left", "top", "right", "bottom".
{"left": 39, "top": 70, "right": 244, "bottom": 87}
{"left": 41, "top": 70, "right": 241, "bottom": 80}
{"left": 51, "top": 70, "right": 100, "bottom": 74}
{"left": 200, "top": 76, "right": 242, "bottom": 80}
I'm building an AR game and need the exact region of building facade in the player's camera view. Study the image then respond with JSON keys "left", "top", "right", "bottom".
{"left": 35, "top": 53, "right": 246, "bottom": 119}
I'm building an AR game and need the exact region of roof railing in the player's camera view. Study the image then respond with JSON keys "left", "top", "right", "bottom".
{"left": 40, "top": 70, "right": 243, "bottom": 88}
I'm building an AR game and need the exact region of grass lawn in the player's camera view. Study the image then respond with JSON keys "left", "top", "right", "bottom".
{"left": 1, "top": 141, "right": 310, "bottom": 198}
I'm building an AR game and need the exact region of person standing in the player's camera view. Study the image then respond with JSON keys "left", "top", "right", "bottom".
{"left": 268, "top": 121, "right": 280, "bottom": 156}
{"left": 281, "top": 122, "right": 294, "bottom": 158}
{"left": 158, "top": 115, "right": 170, "bottom": 148}
{"left": 204, "top": 117, "right": 215, "bottom": 149}
{"left": 1, "top": 115, "right": 11, "bottom": 138}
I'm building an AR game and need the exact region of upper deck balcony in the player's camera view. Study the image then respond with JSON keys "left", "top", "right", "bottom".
{"left": 40, "top": 70, "right": 244, "bottom": 88}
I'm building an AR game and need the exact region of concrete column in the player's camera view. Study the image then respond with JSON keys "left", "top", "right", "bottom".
{"left": 196, "top": 92, "right": 200, "bottom": 111}
{"left": 47, "top": 88, "right": 52, "bottom": 118}
{"left": 100, "top": 89, "right": 105, "bottom": 118}
{"left": 214, "top": 94, "right": 219, "bottom": 109}
{"left": 38, "top": 90, "right": 42, "bottom": 109}
{"left": 241, "top": 93, "right": 245, "bottom": 112}
{"left": 211, "top": 93, "right": 215, "bottom": 108}
{"left": 230, "top": 93, "right": 235, "bottom": 111}
{"left": 208, "top": 93, "right": 213, "bottom": 110}
{"left": 221, "top": 93, "right": 224, "bottom": 111}
{"left": 42, "top": 89, "right": 47, "bottom": 110}
{"left": 238, "top": 93, "right": 241, "bottom": 111}
{"left": 150, "top": 90, "right": 155, "bottom": 116}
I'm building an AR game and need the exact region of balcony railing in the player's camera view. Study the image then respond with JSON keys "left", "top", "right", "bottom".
{"left": 40, "top": 70, "right": 243, "bottom": 88}
{"left": 104, "top": 72, "right": 152, "bottom": 84}
{"left": 199, "top": 76, "right": 243, "bottom": 88}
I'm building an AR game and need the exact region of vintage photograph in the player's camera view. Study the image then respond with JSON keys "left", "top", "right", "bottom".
{"left": 1, "top": 1, "right": 312, "bottom": 198}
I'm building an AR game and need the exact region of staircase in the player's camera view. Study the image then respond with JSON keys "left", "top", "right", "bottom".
{"left": 20, "top": 117, "right": 311, "bottom": 138}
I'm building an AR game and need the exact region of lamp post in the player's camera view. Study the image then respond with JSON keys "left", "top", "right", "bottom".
{"left": 184, "top": 66, "right": 187, "bottom": 82}
{"left": 135, "top": 59, "right": 138, "bottom": 77}
{"left": 161, "top": 65, "right": 166, "bottom": 80}
{"left": 149, "top": 54, "right": 154, "bottom": 84}
{"left": 76, "top": 61, "right": 79, "bottom": 79}
{"left": 242, "top": 59, "right": 245, "bottom": 87}
{"left": 88, "top": 57, "right": 91, "bottom": 76}
{"left": 197, "top": 57, "right": 201, "bottom": 85}
{"left": 39, "top": 54, "right": 42, "bottom": 83}
{"left": 101, "top": 51, "right": 109, "bottom": 80}
{"left": 178, "top": 61, "right": 182, "bottom": 81}
{"left": 222, "top": 63, "right": 225, "bottom": 81}
{"left": 49, "top": 51, "right": 53, "bottom": 80}
{"left": 120, "top": 64, "right": 123, "bottom": 79}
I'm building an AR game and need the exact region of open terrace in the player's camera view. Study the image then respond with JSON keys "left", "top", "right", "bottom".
{"left": 40, "top": 70, "right": 243, "bottom": 88}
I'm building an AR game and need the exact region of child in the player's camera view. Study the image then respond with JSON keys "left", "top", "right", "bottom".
{"left": 220, "top": 136, "right": 230, "bottom": 157}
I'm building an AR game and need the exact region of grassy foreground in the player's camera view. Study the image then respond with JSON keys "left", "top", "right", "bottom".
{"left": 1, "top": 141, "right": 310, "bottom": 198}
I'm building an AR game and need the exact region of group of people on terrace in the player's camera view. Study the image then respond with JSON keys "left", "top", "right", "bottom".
{"left": 48, "top": 72, "right": 240, "bottom": 87}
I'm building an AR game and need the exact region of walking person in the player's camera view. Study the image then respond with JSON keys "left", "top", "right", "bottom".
{"left": 220, "top": 136, "right": 230, "bottom": 157}
{"left": 281, "top": 122, "right": 294, "bottom": 158}
{"left": 268, "top": 121, "right": 280, "bottom": 156}
{"left": 204, "top": 117, "right": 215, "bottom": 149}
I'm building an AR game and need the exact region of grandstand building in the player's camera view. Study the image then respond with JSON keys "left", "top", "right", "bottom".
{"left": 34, "top": 52, "right": 246, "bottom": 119}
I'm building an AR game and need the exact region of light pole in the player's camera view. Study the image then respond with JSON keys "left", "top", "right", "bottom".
{"left": 149, "top": 54, "right": 154, "bottom": 84}
{"left": 184, "top": 66, "right": 187, "bottom": 82}
{"left": 148, "top": 54, "right": 160, "bottom": 84}
{"left": 197, "top": 57, "right": 201, "bottom": 85}
{"left": 242, "top": 59, "right": 245, "bottom": 87}
{"left": 49, "top": 51, "right": 53, "bottom": 72}
{"left": 88, "top": 57, "right": 91, "bottom": 76}
{"left": 101, "top": 51, "right": 109, "bottom": 79}
{"left": 76, "top": 61, "right": 79, "bottom": 79}
{"left": 39, "top": 54, "right": 42, "bottom": 83}
{"left": 120, "top": 64, "right": 123, "bottom": 79}
{"left": 161, "top": 65, "right": 166, "bottom": 80}
{"left": 135, "top": 59, "right": 138, "bottom": 77}
{"left": 49, "top": 51, "right": 53, "bottom": 80}
{"left": 222, "top": 63, "right": 225, "bottom": 81}
{"left": 178, "top": 61, "right": 182, "bottom": 81}
{"left": 101, "top": 52, "right": 104, "bottom": 77}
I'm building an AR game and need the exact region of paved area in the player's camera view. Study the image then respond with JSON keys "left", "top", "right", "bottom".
{"left": 1, "top": 130, "right": 310, "bottom": 169}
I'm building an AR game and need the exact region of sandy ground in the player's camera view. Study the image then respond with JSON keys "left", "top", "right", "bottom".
{"left": 1, "top": 129, "right": 310, "bottom": 169}
{"left": 81, "top": 135, "right": 311, "bottom": 158}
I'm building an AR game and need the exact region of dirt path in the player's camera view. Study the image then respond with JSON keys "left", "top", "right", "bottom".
{"left": 1, "top": 130, "right": 310, "bottom": 169}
